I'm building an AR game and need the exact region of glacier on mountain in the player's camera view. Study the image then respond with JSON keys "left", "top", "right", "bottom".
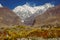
{"left": 13, "top": 3, "right": 54, "bottom": 22}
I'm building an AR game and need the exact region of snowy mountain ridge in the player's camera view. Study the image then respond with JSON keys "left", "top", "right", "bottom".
{"left": 13, "top": 3, "right": 54, "bottom": 22}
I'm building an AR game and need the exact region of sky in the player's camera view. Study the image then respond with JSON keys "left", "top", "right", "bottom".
{"left": 0, "top": 0, "right": 60, "bottom": 9}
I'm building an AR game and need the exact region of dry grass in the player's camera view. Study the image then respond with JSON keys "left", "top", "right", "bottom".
{"left": 0, "top": 25, "right": 60, "bottom": 40}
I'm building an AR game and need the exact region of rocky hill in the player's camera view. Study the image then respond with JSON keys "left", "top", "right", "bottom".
{"left": 33, "top": 5, "right": 60, "bottom": 27}
{"left": 0, "top": 8, "right": 22, "bottom": 27}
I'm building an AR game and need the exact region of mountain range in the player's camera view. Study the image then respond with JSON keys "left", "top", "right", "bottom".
{"left": 0, "top": 3, "right": 60, "bottom": 27}
{"left": 13, "top": 3, "right": 54, "bottom": 23}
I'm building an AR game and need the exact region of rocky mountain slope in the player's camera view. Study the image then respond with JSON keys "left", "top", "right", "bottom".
{"left": 0, "top": 8, "right": 22, "bottom": 27}
{"left": 33, "top": 5, "right": 60, "bottom": 27}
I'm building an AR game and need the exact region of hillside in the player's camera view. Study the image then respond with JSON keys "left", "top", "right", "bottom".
{"left": 33, "top": 5, "right": 60, "bottom": 27}
{"left": 0, "top": 8, "right": 22, "bottom": 27}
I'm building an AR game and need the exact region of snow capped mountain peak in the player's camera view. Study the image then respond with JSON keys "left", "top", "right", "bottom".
{"left": 13, "top": 3, "right": 36, "bottom": 14}
{"left": 0, "top": 4, "right": 3, "bottom": 7}
{"left": 13, "top": 3, "right": 54, "bottom": 22}
{"left": 13, "top": 3, "right": 54, "bottom": 14}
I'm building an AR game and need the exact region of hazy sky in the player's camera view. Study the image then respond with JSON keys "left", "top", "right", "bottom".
{"left": 0, "top": 0, "right": 60, "bottom": 9}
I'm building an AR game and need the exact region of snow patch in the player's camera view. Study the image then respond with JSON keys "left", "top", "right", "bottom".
{"left": 0, "top": 4, "right": 3, "bottom": 7}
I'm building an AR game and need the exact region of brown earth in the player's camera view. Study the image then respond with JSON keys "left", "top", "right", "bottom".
{"left": 33, "top": 5, "right": 60, "bottom": 27}
{"left": 0, "top": 7, "right": 22, "bottom": 27}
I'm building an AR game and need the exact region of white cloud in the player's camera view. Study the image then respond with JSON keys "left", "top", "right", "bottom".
{"left": 0, "top": 4, "right": 3, "bottom": 7}
{"left": 13, "top": 3, "right": 54, "bottom": 22}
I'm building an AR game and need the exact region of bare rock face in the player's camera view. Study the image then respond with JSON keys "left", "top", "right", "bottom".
{"left": 0, "top": 8, "right": 22, "bottom": 27}
{"left": 33, "top": 5, "right": 60, "bottom": 27}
